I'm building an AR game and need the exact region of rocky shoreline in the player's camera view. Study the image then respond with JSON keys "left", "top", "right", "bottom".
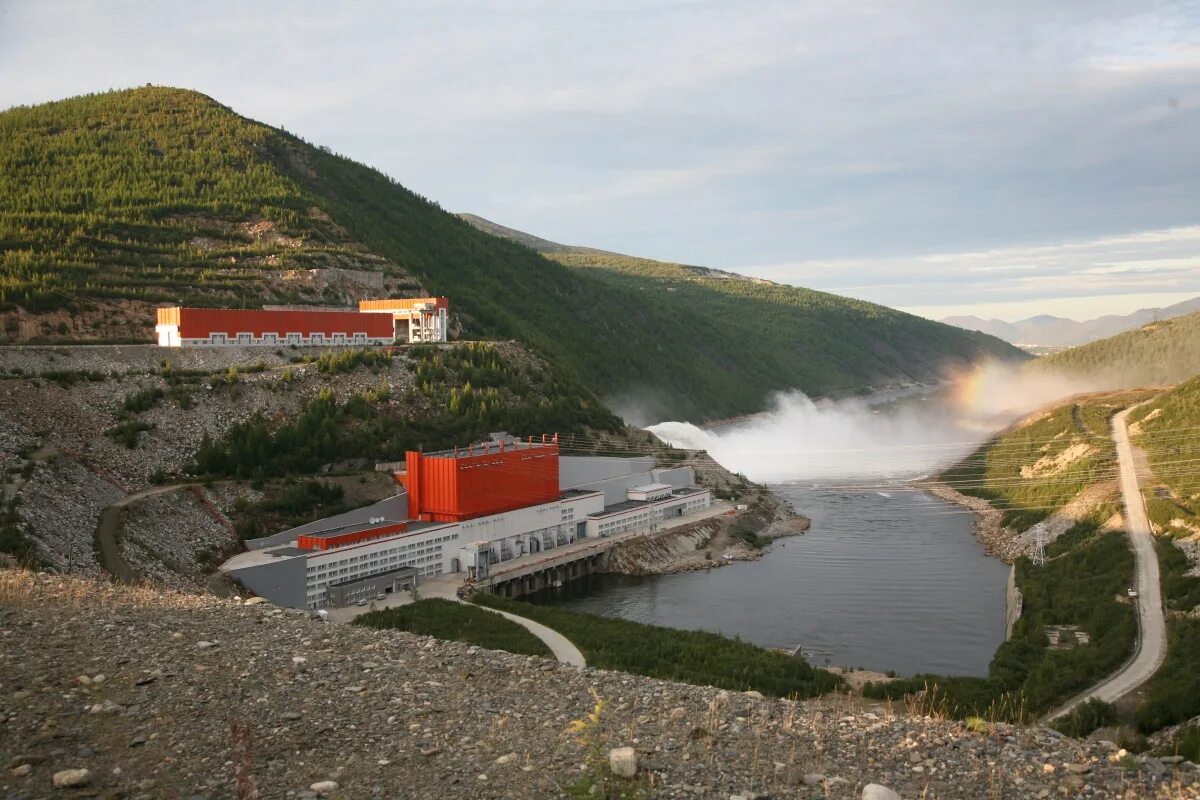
{"left": 605, "top": 506, "right": 810, "bottom": 577}
{"left": 920, "top": 480, "right": 1017, "bottom": 563}
{"left": 3, "top": 568, "right": 1197, "bottom": 799}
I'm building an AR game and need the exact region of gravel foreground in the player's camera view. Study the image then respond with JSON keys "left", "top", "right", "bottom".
{"left": 1, "top": 571, "right": 1197, "bottom": 800}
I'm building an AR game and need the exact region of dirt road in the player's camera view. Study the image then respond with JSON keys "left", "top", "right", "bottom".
{"left": 1046, "top": 403, "right": 1166, "bottom": 720}
{"left": 94, "top": 484, "right": 189, "bottom": 583}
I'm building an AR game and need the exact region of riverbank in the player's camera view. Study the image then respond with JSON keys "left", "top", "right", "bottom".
{"left": 603, "top": 496, "right": 810, "bottom": 576}
{"left": 921, "top": 480, "right": 1016, "bottom": 563}
{"left": 922, "top": 478, "right": 1123, "bottom": 565}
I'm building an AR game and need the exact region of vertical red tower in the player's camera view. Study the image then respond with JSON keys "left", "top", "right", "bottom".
{"left": 398, "top": 440, "right": 560, "bottom": 521}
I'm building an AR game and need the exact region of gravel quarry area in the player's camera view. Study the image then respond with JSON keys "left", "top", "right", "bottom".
{"left": 2, "top": 571, "right": 1197, "bottom": 799}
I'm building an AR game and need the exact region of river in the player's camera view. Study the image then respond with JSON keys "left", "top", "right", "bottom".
{"left": 530, "top": 482, "right": 1008, "bottom": 677}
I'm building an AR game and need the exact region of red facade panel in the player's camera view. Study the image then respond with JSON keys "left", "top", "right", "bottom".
{"left": 297, "top": 521, "right": 408, "bottom": 551}
{"left": 400, "top": 445, "right": 560, "bottom": 522}
{"left": 172, "top": 308, "right": 394, "bottom": 340}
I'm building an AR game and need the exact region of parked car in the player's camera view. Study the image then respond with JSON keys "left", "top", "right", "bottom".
{"left": 356, "top": 599, "right": 368, "bottom": 606}
{"left": 1127, "top": 588, "right": 1138, "bottom": 598}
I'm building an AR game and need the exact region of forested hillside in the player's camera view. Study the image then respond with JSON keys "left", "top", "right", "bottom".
{"left": 1129, "top": 376, "right": 1200, "bottom": 538}
{"left": 1, "top": 87, "right": 1022, "bottom": 420}
{"left": 1032, "top": 312, "right": 1200, "bottom": 386}
{"left": 459, "top": 214, "right": 1028, "bottom": 419}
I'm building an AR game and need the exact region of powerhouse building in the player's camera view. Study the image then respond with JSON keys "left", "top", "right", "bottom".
{"left": 155, "top": 297, "right": 449, "bottom": 347}
{"left": 359, "top": 297, "right": 450, "bottom": 344}
{"left": 221, "top": 435, "right": 712, "bottom": 609}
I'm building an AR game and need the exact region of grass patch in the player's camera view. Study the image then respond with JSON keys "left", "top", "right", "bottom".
{"left": 354, "top": 599, "right": 551, "bottom": 657}
{"left": 1132, "top": 376, "right": 1200, "bottom": 536}
{"left": 1052, "top": 699, "right": 1117, "bottom": 738}
{"left": 1136, "top": 619, "right": 1200, "bottom": 733}
{"left": 939, "top": 396, "right": 1133, "bottom": 530}
{"left": 191, "top": 343, "right": 620, "bottom": 480}
{"left": 471, "top": 594, "right": 842, "bottom": 698}
{"left": 121, "top": 387, "right": 165, "bottom": 414}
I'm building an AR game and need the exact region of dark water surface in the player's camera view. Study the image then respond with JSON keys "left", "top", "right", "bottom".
{"left": 530, "top": 483, "right": 1008, "bottom": 677}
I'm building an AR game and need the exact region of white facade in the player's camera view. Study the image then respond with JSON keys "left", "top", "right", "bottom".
{"left": 585, "top": 488, "right": 711, "bottom": 538}
{"left": 401, "top": 304, "right": 449, "bottom": 343}
{"left": 304, "top": 524, "right": 459, "bottom": 608}
{"left": 291, "top": 491, "right": 604, "bottom": 608}
{"left": 225, "top": 457, "right": 712, "bottom": 610}
{"left": 155, "top": 325, "right": 392, "bottom": 348}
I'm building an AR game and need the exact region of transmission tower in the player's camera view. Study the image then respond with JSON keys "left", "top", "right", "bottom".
{"left": 1032, "top": 525, "right": 1047, "bottom": 567}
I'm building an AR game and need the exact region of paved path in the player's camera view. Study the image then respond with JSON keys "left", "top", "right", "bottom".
{"left": 325, "top": 574, "right": 587, "bottom": 667}
{"left": 473, "top": 605, "right": 586, "bottom": 667}
{"left": 1046, "top": 403, "right": 1167, "bottom": 720}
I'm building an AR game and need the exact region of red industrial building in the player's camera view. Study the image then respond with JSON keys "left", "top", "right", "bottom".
{"left": 397, "top": 437, "right": 561, "bottom": 522}
{"left": 156, "top": 307, "right": 396, "bottom": 347}
{"left": 359, "top": 297, "right": 450, "bottom": 343}
{"left": 222, "top": 432, "right": 714, "bottom": 609}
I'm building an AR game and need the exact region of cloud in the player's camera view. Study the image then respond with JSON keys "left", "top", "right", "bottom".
{"left": 1, "top": 0, "right": 1198, "bottom": 317}
{"left": 741, "top": 225, "right": 1200, "bottom": 315}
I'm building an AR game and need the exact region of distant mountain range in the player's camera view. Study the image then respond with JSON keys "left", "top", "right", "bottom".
{"left": 942, "top": 297, "right": 1200, "bottom": 348}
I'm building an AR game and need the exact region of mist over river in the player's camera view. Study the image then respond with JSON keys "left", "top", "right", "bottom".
{"left": 531, "top": 481, "right": 1008, "bottom": 676}
{"left": 532, "top": 368, "right": 1067, "bottom": 676}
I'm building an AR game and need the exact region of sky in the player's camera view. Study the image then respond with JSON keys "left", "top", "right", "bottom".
{"left": 2, "top": 0, "right": 1199, "bottom": 322}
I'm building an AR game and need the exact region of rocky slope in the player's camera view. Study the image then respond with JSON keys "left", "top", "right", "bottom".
{"left": 0, "top": 341, "right": 624, "bottom": 585}
{"left": 2, "top": 569, "right": 1196, "bottom": 799}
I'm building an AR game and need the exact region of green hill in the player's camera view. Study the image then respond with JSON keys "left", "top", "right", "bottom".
{"left": 1129, "top": 375, "right": 1200, "bottom": 537}
{"left": 460, "top": 214, "right": 1028, "bottom": 418}
{"left": 1032, "top": 312, "right": 1200, "bottom": 386}
{"left": 0, "top": 86, "right": 1023, "bottom": 421}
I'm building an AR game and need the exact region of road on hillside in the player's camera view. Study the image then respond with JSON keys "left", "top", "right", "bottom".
{"left": 94, "top": 484, "right": 190, "bottom": 583}
{"left": 1046, "top": 404, "right": 1167, "bottom": 721}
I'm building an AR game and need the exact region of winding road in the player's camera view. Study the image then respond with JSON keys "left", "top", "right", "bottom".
{"left": 94, "top": 484, "right": 190, "bottom": 583}
{"left": 1046, "top": 404, "right": 1167, "bottom": 720}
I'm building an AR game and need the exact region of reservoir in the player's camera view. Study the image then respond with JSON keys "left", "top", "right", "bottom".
{"left": 531, "top": 482, "right": 1009, "bottom": 677}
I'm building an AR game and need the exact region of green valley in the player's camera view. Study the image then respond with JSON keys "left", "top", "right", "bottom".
{"left": 1, "top": 87, "right": 1024, "bottom": 421}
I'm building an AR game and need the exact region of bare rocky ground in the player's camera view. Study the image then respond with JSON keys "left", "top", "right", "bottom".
{"left": 117, "top": 488, "right": 237, "bottom": 591}
{"left": 0, "top": 344, "right": 429, "bottom": 578}
{"left": 2, "top": 570, "right": 1197, "bottom": 800}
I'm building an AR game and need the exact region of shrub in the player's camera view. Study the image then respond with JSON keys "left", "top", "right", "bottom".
{"left": 472, "top": 594, "right": 841, "bottom": 698}
{"left": 355, "top": 599, "right": 550, "bottom": 657}
{"left": 1053, "top": 699, "right": 1117, "bottom": 738}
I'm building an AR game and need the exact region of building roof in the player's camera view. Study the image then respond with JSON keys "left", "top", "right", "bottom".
{"left": 630, "top": 482, "right": 672, "bottom": 493}
{"left": 586, "top": 487, "right": 708, "bottom": 519}
{"left": 421, "top": 438, "right": 556, "bottom": 460}
{"left": 301, "top": 519, "right": 406, "bottom": 540}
